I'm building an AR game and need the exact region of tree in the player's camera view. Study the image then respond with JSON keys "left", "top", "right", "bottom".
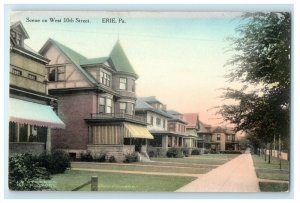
{"left": 219, "top": 12, "right": 291, "bottom": 155}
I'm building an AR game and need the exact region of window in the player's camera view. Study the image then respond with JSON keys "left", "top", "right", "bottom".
{"left": 128, "top": 103, "right": 134, "bottom": 115}
{"left": 163, "top": 119, "right": 166, "bottom": 129}
{"left": 217, "top": 134, "right": 221, "bottom": 141}
{"left": 119, "top": 78, "right": 127, "bottom": 90}
{"left": 150, "top": 116, "right": 154, "bottom": 125}
{"left": 28, "top": 74, "right": 37, "bottom": 81}
{"left": 156, "top": 118, "right": 161, "bottom": 126}
{"left": 48, "top": 66, "right": 65, "bottom": 81}
{"left": 12, "top": 68, "right": 22, "bottom": 76}
{"left": 226, "top": 135, "right": 232, "bottom": 141}
{"left": 120, "top": 102, "right": 126, "bottom": 114}
{"left": 16, "top": 33, "right": 22, "bottom": 46}
{"left": 100, "top": 71, "right": 111, "bottom": 87}
{"left": 57, "top": 66, "right": 65, "bottom": 81}
{"left": 106, "top": 98, "right": 112, "bottom": 113}
{"left": 99, "top": 97, "right": 105, "bottom": 113}
{"left": 132, "top": 79, "right": 135, "bottom": 92}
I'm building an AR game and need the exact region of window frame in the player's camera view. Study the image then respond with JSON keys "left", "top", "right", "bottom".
{"left": 28, "top": 73, "right": 37, "bottom": 81}
{"left": 12, "top": 68, "right": 22, "bottom": 76}
{"left": 119, "top": 77, "right": 127, "bottom": 90}
{"left": 48, "top": 66, "right": 65, "bottom": 82}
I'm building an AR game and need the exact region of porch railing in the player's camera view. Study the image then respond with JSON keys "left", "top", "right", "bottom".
{"left": 90, "top": 113, "right": 146, "bottom": 123}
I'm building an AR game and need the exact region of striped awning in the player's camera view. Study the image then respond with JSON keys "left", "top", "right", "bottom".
{"left": 124, "top": 123, "right": 153, "bottom": 139}
{"left": 9, "top": 98, "right": 65, "bottom": 129}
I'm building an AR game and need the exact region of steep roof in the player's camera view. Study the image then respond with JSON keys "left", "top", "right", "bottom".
{"left": 40, "top": 39, "right": 98, "bottom": 86}
{"left": 10, "top": 21, "right": 29, "bottom": 39}
{"left": 136, "top": 98, "right": 172, "bottom": 119}
{"left": 198, "top": 121, "right": 211, "bottom": 134}
{"left": 183, "top": 113, "right": 199, "bottom": 128}
{"left": 109, "top": 40, "right": 137, "bottom": 76}
{"left": 39, "top": 39, "right": 138, "bottom": 85}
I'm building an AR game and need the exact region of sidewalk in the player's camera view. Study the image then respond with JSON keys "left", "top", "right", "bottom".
{"left": 176, "top": 153, "right": 260, "bottom": 192}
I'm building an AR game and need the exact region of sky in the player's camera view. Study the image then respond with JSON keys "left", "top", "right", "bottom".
{"left": 10, "top": 11, "right": 244, "bottom": 127}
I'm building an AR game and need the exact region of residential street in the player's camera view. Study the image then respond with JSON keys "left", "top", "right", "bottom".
{"left": 176, "top": 151, "right": 260, "bottom": 192}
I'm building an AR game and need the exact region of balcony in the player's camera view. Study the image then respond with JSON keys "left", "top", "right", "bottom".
{"left": 86, "top": 113, "right": 146, "bottom": 125}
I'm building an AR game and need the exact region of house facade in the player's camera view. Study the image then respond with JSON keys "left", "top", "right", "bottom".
{"left": 135, "top": 97, "right": 177, "bottom": 155}
{"left": 197, "top": 122, "right": 212, "bottom": 150}
{"left": 211, "top": 127, "right": 239, "bottom": 151}
{"left": 166, "top": 110, "right": 188, "bottom": 148}
{"left": 182, "top": 113, "right": 201, "bottom": 151}
{"left": 38, "top": 39, "right": 153, "bottom": 161}
{"left": 9, "top": 21, "right": 65, "bottom": 155}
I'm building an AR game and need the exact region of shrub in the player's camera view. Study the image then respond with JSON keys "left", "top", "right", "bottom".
{"left": 191, "top": 149, "right": 201, "bottom": 155}
{"left": 37, "top": 150, "right": 70, "bottom": 174}
{"left": 166, "top": 148, "right": 184, "bottom": 158}
{"left": 80, "top": 151, "right": 94, "bottom": 162}
{"left": 148, "top": 150, "right": 156, "bottom": 158}
{"left": 108, "top": 155, "right": 116, "bottom": 163}
{"left": 182, "top": 148, "right": 190, "bottom": 157}
{"left": 124, "top": 153, "right": 138, "bottom": 163}
{"left": 203, "top": 149, "right": 210, "bottom": 154}
{"left": 9, "top": 153, "right": 51, "bottom": 191}
{"left": 94, "top": 152, "right": 106, "bottom": 162}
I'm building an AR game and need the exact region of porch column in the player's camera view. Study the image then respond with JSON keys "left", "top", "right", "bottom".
{"left": 46, "top": 128, "right": 51, "bottom": 153}
{"left": 162, "top": 135, "right": 168, "bottom": 150}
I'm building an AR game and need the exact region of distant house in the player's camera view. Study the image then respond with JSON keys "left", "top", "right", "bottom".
{"left": 135, "top": 97, "right": 173, "bottom": 154}
{"left": 182, "top": 113, "right": 200, "bottom": 151}
{"left": 9, "top": 21, "right": 65, "bottom": 155}
{"left": 197, "top": 122, "right": 212, "bottom": 150}
{"left": 211, "top": 127, "right": 239, "bottom": 151}
{"left": 38, "top": 39, "right": 153, "bottom": 161}
{"left": 166, "top": 110, "right": 188, "bottom": 148}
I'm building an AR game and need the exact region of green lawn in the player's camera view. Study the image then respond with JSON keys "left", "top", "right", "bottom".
{"left": 46, "top": 170, "right": 196, "bottom": 191}
{"left": 72, "top": 162, "right": 212, "bottom": 174}
{"left": 251, "top": 155, "right": 289, "bottom": 181}
{"left": 151, "top": 154, "right": 239, "bottom": 165}
{"left": 259, "top": 182, "right": 289, "bottom": 192}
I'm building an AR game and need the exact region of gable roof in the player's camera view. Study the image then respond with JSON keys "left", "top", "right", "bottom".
{"left": 183, "top": 113, "right": 199, "bottom": 128}
{"left": 135, "top": 98, "right": 172, "bottom": 119}
{"left": 10, "top": 21, "right": 29, "bottom": 39}
{"left": 109, "top": 40, "right": 137, "bottom": 76}
{"left": 39, "top": 39, "right": 98, "bottom": 86}
{"left": 198, "top": 121, "right": 211, "bottom": 134}
{"left": 39, "top": 39, "right": 138, "bottom": 86}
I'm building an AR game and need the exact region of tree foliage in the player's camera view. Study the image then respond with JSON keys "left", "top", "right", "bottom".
{"left": 219, "top": 12, "right": 291, "bottom": 149}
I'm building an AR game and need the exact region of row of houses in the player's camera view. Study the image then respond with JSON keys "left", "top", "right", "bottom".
{"left": 9, "top": 21, "right": 240, "bottom": 161}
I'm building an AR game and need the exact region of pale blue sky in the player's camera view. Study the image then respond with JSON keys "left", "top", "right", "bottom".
{"left": 11, "top": 11, "right": 243, "bottom": 126}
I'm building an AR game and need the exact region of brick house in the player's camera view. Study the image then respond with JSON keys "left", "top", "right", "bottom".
{"left": 9, "top": 21, "right": 65, "bottom": 155}
{"left": 38, "top": 39, "right": 153, "bottom": 161}
{"left": 211, "top": 126, "right": 239, "bottom": 151}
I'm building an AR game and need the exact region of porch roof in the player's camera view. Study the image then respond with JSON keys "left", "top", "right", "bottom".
{"left": 9, "top": 98, "right": 65, "bottom": 129}
{"left": 124, "top": 123, "right": 153, "bottom": 139}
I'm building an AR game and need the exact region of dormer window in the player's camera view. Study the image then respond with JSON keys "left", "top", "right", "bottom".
{"left": 100, "top": 71, "right": 111, "bottom": 87}
{"left": 11, "top": 31, "right": 23, "bottom": 47}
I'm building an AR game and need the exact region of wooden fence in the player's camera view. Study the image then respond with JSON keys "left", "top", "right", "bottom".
{"left": 72, "top": 176, "right": 98, "bottom": 191}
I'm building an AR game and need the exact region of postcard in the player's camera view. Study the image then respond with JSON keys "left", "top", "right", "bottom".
{"left": 7, "top": 9, "right": 291, "bottom": 195}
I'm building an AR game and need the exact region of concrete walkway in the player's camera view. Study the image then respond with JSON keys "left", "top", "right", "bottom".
{"left": 176, "top": 153, "right": 260, "bottom": 192}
